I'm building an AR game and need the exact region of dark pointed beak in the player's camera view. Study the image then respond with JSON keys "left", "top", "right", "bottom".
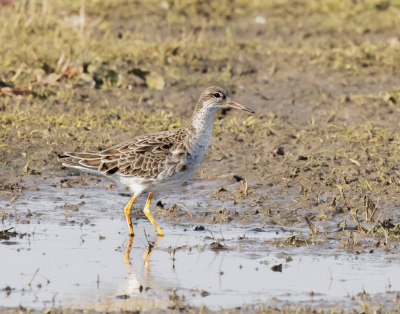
{"left": 228, "top": 101, "right": 255, "bottom": 114}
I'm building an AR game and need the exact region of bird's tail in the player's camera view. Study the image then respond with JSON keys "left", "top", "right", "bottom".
{"left": 58, "top": 150, "right": 122, "bottom": 176}
{"left": 58, "top": 151, "right": 102, "bottom": 172}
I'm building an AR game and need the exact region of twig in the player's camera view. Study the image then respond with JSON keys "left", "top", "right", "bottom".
{"left": 174, "top": 235, "right": 181, "bottom": 250}
{"left": 281, "top": 233, "right": 300, "bottom": 240}
{"left": 176, "top": 204, "right": 193, "bottom": 217}
{"left": 37, "top": 274, "right": 51, "bottom": 284}
{"left": 1, "top": 227, "right": 14, "bottom": 234}
{"left": 219, "top": 220, "right": 227, "bottom": 247}
{"left": 28, "top": 268, "right": 39, "bottom": 286}
{"left": 143, "top": 227, "right": 152, "bottom": 247}
{"left": 367, "top": 212, "right": 383, "bottom": 234}
{"left": 281, "top": 151, "right": 289, "bottom": 165}
{"left": 350, "top": 208, "right": 365, "bottom": 233}
{"left": 11, "top": 61, "right": 24, "bottom": 82}
{"left": 207, "top": 228, "right": 216, "bottom": 242}
{"left": 305, "top": 216, "right": 319, "bottom": 236}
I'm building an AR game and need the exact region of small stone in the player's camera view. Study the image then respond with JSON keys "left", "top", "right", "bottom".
{"left": 255, "top": 16, "right": 266, "bottom": 24}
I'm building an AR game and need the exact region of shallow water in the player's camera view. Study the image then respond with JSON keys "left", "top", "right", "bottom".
{"left": 1, "top": 176, "right": 400, "bottom": 311}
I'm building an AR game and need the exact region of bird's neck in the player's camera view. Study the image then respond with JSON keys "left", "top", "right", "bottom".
{"left": 190, "top": 103, "right": 217, "bottom": 139}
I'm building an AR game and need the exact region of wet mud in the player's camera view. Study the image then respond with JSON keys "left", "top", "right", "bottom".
{"left": 1, "top": 176, "right": 400, "bottom": 313}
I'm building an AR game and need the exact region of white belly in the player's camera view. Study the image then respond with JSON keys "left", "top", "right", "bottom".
{"left": 145, "top": 168, "right": 195, "bottom": 193}
{"left": 116, "top": 115, "right": 213, "bottom": 196}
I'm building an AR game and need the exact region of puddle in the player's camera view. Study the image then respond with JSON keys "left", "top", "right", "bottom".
{"left": 1, "top": 176, "right": 400, "bottom": 311}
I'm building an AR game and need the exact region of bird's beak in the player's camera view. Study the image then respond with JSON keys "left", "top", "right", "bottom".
{"left": 228, "top": 101, "right": 255, "bottom": 114}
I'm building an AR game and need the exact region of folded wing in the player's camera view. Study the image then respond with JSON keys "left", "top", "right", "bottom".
{"left": 60, "top": 129, "right": 189, "bottom": 179}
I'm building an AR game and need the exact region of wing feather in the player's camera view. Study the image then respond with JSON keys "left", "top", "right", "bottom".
{"left": 60, "top": 128, "right": 191, "bottom": 178}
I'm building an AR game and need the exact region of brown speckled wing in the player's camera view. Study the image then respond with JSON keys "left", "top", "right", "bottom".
{"left": 61, "top": 128, "right": 190, "bottom": 178}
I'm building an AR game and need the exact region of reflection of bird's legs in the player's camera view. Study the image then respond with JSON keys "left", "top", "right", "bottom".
{"left": 124, "top": 193, "right": 139, "bottom": 236}
{"left": 124, "top": 236, "right": 134, "bottom": 264}
{"left": 143, "top": 248, "right": 151, "bottom": 261}
{"left": 142, "top": 235, "right": 162, "bottom": 259}
{"left": 143, "top": 192, "right": 164, "bottom": 236}
{"left": 143, "top": 255, "right": 150, "bottom": 275}
{"left": 143, "top": 236, "right": 163, "bottom": 274}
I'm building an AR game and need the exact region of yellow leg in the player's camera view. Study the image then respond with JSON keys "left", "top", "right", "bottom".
{"left": 123, "top": 194, "right": 138, "bottom": 236}
{"left": 143, "top": 192, "right": 164, "bottom": 236}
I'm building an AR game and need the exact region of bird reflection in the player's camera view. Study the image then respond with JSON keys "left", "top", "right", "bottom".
{"left": 124, "top": 235, "right": 162, "bottom": 275}
{"left": 123, "top": 236, "right": 134, "bottom": 264}
{"left": 91, "top": 234, "right": 170, "bottom": 311}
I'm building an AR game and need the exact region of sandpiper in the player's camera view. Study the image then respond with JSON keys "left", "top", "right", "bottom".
{"left": 59, "top": 86, "right": 254, "bottom": 236}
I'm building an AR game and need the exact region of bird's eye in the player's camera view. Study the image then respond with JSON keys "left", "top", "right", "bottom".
{"left": 214, "top": 93, "right": 221, "bottom": 98}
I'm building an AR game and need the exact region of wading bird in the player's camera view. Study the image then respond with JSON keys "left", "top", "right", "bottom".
{"left": 60, "top": 86, "right": 254, "bottom": 237}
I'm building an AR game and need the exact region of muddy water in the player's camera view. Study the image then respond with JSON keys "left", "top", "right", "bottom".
{"left": 1, "top": 176, "right": 399, "bottom": 311}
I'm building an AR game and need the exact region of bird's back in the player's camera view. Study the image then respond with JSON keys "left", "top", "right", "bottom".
{"left": 60, "top": 126, "right": 195, "bottom": 182}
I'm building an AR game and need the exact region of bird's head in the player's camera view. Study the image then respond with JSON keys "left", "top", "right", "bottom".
{"left": 195, "top": 86, "right": 255, "bottom": 114}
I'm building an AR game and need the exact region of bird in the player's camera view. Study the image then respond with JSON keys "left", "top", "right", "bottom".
{"left": 59, "top": 86, "right": 255, "bottom": 237}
